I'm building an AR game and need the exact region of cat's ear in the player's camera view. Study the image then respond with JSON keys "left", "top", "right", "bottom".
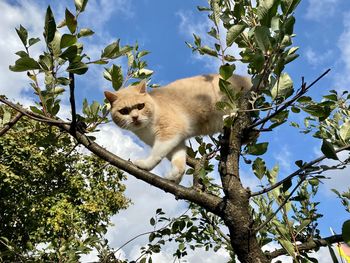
{"left": 137, "top": 80, "right": 147, "bottom": 94}
{"left": 104, "top": 91, "right": 118, "bottom": 103}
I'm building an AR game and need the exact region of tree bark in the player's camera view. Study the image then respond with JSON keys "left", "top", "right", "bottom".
{"left": 219, "top": 98, "right": 270, "bottom": 263}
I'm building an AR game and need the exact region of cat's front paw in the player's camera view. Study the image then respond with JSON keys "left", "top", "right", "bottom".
{"left": 164, "top": 172, "right": 183, "bottom": 184}
{"left": 133, "top": 159, "right": 154, "bottom": 171}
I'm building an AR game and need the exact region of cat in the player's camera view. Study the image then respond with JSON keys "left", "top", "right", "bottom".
{"left": 104, "top": 74, "right": 251, "bottom": 184}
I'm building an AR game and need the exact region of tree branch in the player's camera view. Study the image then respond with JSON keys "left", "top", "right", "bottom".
{"left": 69, "top": 72, "right": 77, "bottom": 132}
{"left": 265, "top": 234, "right": 343, "bottom": 259}
{"left": 0, "top": 97, "right": 69, "bottom": 125}
{"left": 248, "top": 69, "right": 331, "bottom": 130}
{"left": 251, "top": 143, "right": 350, "bottom": 197}
{"left": 0, "top": 96, "right": 224, "bottom": 215}
{"left": 0, "top": 111, "right": 23, "bottom": 136}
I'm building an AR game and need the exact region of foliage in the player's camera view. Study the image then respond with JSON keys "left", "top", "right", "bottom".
{"left": 0, "top": 105, "right": 129, "bottom": 261}
{"left": 2, "top": 0, "right": 350, "bottom": 262}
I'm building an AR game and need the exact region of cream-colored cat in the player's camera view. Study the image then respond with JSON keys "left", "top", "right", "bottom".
{"left": 104, "top": 74, "right": 251, "bottom": 184}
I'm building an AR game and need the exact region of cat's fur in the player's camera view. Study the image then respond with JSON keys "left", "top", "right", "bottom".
{"left": 104, "top": 74, "right": 251, "bottom": 184}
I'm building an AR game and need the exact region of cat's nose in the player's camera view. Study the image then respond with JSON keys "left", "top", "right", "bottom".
{"left": 132, "top": 116, "right": 138, "bottom": 121}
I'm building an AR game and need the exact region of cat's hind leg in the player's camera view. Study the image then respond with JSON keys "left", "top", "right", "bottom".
{"left": 164, "top": 143, "right": 187, "bottom": 184}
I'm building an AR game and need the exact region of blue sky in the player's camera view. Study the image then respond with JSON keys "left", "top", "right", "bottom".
{"left": 1, "top": 0, "right": 350, "bottom": 262}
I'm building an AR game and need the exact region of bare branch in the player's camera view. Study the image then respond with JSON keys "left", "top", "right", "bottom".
{"left": 0, "top": 111, "right": 23, "bottom": 136}
{"left": 251, "top": 143, "right": 350, "bottom": 197}
{"left": 266, "top": 234, "right": 343, "bottom": 259}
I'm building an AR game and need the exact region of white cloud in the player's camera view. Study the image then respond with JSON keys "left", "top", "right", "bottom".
{"left": 334, "top": 11, "right": 350, "bottom": 90}
{"left": 305, "top": 0, "right": 339, "bottom": 21}
{"left": 304, "top": 47, "right": 333, "bottom": 68}
{"left": 0, "top": 0, "right": 45, "bottom": 99}
{"left": 273, "top": 145, "right": 293, "bottom": 174}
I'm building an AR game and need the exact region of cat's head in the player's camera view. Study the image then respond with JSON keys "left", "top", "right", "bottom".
{"left": 104, "top": 81, "right": 155, "bottom": 131}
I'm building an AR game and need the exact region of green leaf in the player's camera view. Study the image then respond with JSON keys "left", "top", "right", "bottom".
{"left": 281, "top": 0, "right": 301, "bottom": 15}
{"left": 193, "top": 33, "right": 201, "bottom": 46}
{"left": 149, "top": 232, "right": 156, "bottom": 242}
{"left": 150, "top": 217, "right": 155, "bottom": 226}
{"left": 111, "top": 65, "right": 123, "bottom": 90}
{"left": 30, "top": 106, "right": 43, "bottom": 115}
{"left": 50, "top": 31, "right": 62, "bottom": 57}
{"left": 60, "top": 45, "right": 78, "bottom": 61}
{"left": 279, "top": 239, "right": 295, "bottom": 257}
{"left": 15, "top": 51, "right": 28, "bottom": 58}
{"left": 252, "top": 157, "right": 266, "bottom": 180}
{"left": 219, "top": 64, "right": 235, "bottom": 80}
{"left": 257, "top": 0, "right": 274, "bottom": 21}
{"left": 44, "top": 6, "right": 56, "bottom": 44}
{"left": 199, "top": 46, "right": 218, "bottom": 57}
{"left": 75, "top": 0, "right": 88, "bottom": 12}
{"left": 271, "top": 16, "right": 280, "bottom": 32}
{"left": 78, "top": 28, "right": 95, "bottom": 38}
{"left": 60, "top": 34, "right": 77, "bottom": 49}
{"left": 28, "top": 37, "right": 40, "bottom": 47}
{"left": 38, "top": 54, "right": 52, "bottom": 71}
{"left": 254, "top": 26, "right": 271, "bottom": 52}
{"left": 9, "top": 57, "right": 41, "bottom": 72}
{"left": 321, "top": 140, "right": 338, "bottom": 160}
{"left": 284, "top": 16, "right": 296, "bottom": 35}
{"left": 282, "top": 178, "right": 292, "bottom": 192}
{"left": 226, "top": 24, "right": 246, "bottom": 47}
{"left": 340, "top": 121, "right": 350, "bottom": 142}
{"left": 210, "top": 0, "right": 220, "bottom": 26}
{"left": 2, "top": 111, "right": 11, "bottom": 124}
{"left": 67, "top": 61, "right": 88, "bottom": 75}
{"left": 65, "top": 8, "right": 77, "bottom": 34}
{"left": 271, "top": 73, "right": 294, "bottom": 100}
{"left": 101, "top": 40, "right": 120, "bottom": 59}
{"left": 15, "top": 25, "right": 28, "bottom": 47}
{"left": 247, "top": 142, "right": 268, "bottom": 156}
{"left": 342, "top": 220, "right": 350, "bottom": 246}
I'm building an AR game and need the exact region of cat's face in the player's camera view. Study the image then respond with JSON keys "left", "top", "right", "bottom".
{"left": 104, "top": 82, "right": 154, "bottom": 131}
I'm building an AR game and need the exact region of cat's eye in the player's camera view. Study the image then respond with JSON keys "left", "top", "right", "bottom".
{"left": 119, "top": 108, "right": 130, "bottom": 115}
{"left": 137, "top": 103, "right": 145, "bottom": 110}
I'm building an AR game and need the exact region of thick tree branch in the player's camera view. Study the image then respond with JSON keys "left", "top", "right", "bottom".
{"left": 251, "top": 143, "right": 350, "bottom": 197}
{"left": 248, "top": 69, "right": 331, "bottom": 130}
{"left": 0, "top": 111, "right": 23, "bottom": 136}
{"left": 0, "top": 97, "right": 223, "bottom": 215}
{"left": 266, "top": 234, "right": 343, "bottom": 259}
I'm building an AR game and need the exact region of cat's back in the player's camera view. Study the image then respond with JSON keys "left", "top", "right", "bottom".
{"left": 149, "top": 74, "right": 250, "bottom": 108}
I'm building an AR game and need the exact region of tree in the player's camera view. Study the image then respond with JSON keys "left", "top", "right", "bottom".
{"left": 0, "top": 105, "right": 129, "bottom": 261}
{"left": 1, "top": 0, "right": 350, "bottom": 262}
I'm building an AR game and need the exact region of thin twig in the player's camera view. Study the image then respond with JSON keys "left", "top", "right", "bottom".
{"left": 254, "top": 177, "right": 305, "bottom": 233}
{"left": 69, "top": 72, "right": 77, "bottom": 132}
{"left": 249, "top": 69, "right": 331, "bottom": 130}
{"left": 250, "top": 143, "right": 350, "bottom": 197}
{"left": 0, "top": 111, "right": 23, "bottom": 136}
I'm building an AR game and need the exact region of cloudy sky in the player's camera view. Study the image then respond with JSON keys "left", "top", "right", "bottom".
{"left": 1, "top": 0, "right": 350, "bottom": 262}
